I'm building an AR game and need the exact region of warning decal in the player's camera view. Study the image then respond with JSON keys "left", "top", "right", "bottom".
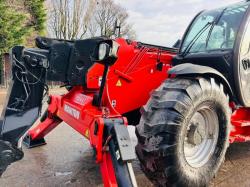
{"left": 116, "top": 79, "right": 122, "bottom": 87}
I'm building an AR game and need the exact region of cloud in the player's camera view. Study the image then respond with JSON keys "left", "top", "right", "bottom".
{"left": 114, "top": 0, "right": 240, "bottom": 46}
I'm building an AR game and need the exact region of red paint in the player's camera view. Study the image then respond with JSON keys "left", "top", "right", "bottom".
{"left": 230, "top": 107, "right": 250, "bottom": 143}
{"left": 100, "top": 152, "right": 118, "bottom": 187}
{"left": 27, "top": 38, "right": 176, "bottom": 186}
{"left": 26, "top": 37, "right": 250, "bottom": 185}
{"left": 27, "top": 37, "right": 250, "bottom": 186}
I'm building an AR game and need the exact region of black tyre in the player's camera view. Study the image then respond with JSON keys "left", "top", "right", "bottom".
{"left": 136, "top": 77, "right": 231, "bottom": 187}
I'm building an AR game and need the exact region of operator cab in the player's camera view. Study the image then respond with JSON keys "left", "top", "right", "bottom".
{"left": 173, "top": 1, "right": 250, "bottom": 106}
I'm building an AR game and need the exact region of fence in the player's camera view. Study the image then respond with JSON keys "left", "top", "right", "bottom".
{"left": 1, "top": 54, "right": 11, "bottom": 88}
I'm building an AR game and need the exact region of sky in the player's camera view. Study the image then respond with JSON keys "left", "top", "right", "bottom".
{"left": 114, "top": 0, "right": 241, "bottom": 47}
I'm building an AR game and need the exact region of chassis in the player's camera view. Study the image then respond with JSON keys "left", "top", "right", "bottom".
{"left": 1, "top": 1, "right": 250, "bottom": 187}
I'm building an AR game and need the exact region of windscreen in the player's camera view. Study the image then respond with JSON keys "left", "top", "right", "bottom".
{"left": 180, "top": 2, "right": 250, "bottom": 54}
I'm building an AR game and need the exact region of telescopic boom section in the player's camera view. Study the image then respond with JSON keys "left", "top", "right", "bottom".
{"left": 0, "top": 36, "right": 176, "bottom": 186}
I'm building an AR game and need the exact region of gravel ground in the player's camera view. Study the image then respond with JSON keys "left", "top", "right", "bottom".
{"left": 0, "top": 89, "right": 250, "bottom": 187}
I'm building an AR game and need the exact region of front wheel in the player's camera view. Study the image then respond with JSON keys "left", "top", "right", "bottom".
{"left": 136, "top": 77, "right": 231, "bottom": 187}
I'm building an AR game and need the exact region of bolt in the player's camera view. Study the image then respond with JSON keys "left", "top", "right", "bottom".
{"left": 208, "top": 134, "right": 214, "bottom": 139}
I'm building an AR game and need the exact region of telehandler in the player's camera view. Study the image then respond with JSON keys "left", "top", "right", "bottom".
{"left": 1, "top": 1, "right": 250, "bottom": 187}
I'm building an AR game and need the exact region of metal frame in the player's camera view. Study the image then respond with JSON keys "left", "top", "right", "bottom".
{"left": 22, "top": 37, "right": 250, "bottom": 185}
{"left": 24, "top": 38, "right": 176, "bottom": 186}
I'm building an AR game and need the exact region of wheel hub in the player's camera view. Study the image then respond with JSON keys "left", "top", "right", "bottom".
{"left": 187, "top": 122, "right": 205, "bottom": 146}
{"left": 184, "top": 105, "right": 219, "bottom": 168}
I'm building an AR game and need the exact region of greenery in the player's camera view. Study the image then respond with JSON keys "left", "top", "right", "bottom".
{"left": 25, "top": 0, "right": 46, "bottom": 35}
{"left": 0, "top": 0, "right": 46, "bottom": 83}
{"left": 0, "top": 0, "right": 28, "bottom": 82}
{"left": 0, "top": 0, "right": 30, "bottom": 55}
{"left": 0, "top": 0, "right": 46, "bottom": 55}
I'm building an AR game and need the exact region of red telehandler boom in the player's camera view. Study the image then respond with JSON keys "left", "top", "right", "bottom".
{"left": 2, "top": 1, "right": 250, "bottom": 186}
{"left": 0, "top": 36, "right": 176, "bottom": 186}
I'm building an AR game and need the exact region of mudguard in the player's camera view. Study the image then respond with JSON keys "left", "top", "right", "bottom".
{"left": 168, "top": 63, "right": 233, "bottom": 96}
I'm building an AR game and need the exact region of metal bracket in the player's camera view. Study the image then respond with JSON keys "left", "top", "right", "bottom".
{"left": 113, "top": 124, "right": 136, "bottom": 161}
{"left": 23, "top": 135, "right": 46, "bottom": 149}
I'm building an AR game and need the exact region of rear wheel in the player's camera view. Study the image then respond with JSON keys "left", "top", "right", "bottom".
{"left": 136, "top": 77, "right": 231, "bottom": 187}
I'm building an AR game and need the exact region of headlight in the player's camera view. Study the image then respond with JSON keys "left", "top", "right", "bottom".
{"left": 92, "top": 39, "right": 120, "bottom": 66}
{"left": 98, "top": 43, "right": 110, "bottom": 61}
{"left": 110, "top": 41, "right": 119, "bottom": 58}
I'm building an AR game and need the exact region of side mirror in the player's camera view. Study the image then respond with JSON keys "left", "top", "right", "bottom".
{"left": 92, "top": 40, "right": 120, "bottom": 66}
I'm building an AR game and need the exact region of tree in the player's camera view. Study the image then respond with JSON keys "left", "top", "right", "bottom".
{"left": 89, "top": 0, "right": 136, "bottom": 39}
{"left": 0, "top": 0, "right": 31, "bottom": 55}
{"left": 24, "top": 0, "right": 47, "bottom": 35}
{"left": 47, "top": 0, "right": 136, "bottom": 40}
{"left": 0, "top": 0, "right": 32, "bottom": 84}
{"left": 4, "top": 0, "right": 47, "bottom": 47}
{"left": 48, "top": 0, "right": 96, "bottom": 40}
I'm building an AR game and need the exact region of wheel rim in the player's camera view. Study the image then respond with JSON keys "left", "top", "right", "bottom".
{"left": 184, "top": 105, "right": 219, "bottom": 168}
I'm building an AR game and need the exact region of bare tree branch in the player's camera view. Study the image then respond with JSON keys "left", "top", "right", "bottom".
{"left": 47, "top": 0, "right": 136, "bottom": 40}
{"left": 90, "top": 0, "right": 136, "bottom": 39}
{"left": 47, "top": 0, "right": 95, "bottom": 40}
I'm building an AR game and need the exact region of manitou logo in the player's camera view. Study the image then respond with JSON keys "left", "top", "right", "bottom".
{"left": 242, "top": 58, "right": 250, "bottom": 71}
{"left": 64, "top": 104, "right": 80, "bottom": 119}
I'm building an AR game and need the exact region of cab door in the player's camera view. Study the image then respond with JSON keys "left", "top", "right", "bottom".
{"left": 237, "top": 14, "right": 250, "bottom": 106}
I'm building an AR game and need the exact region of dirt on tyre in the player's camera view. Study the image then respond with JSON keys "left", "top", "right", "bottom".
{"left": 136, "top": 77, "right": 231, "bottom": 187}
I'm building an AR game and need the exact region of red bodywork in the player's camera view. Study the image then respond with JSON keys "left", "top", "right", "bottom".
{"left": 230, "top": 105, "right": 250, "bottom": 143}
{"left": 26, "top": 38, "right": 250, "bottom": 186}
{"left": 27, "top": 38, "right": 176, "bottom": 186}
